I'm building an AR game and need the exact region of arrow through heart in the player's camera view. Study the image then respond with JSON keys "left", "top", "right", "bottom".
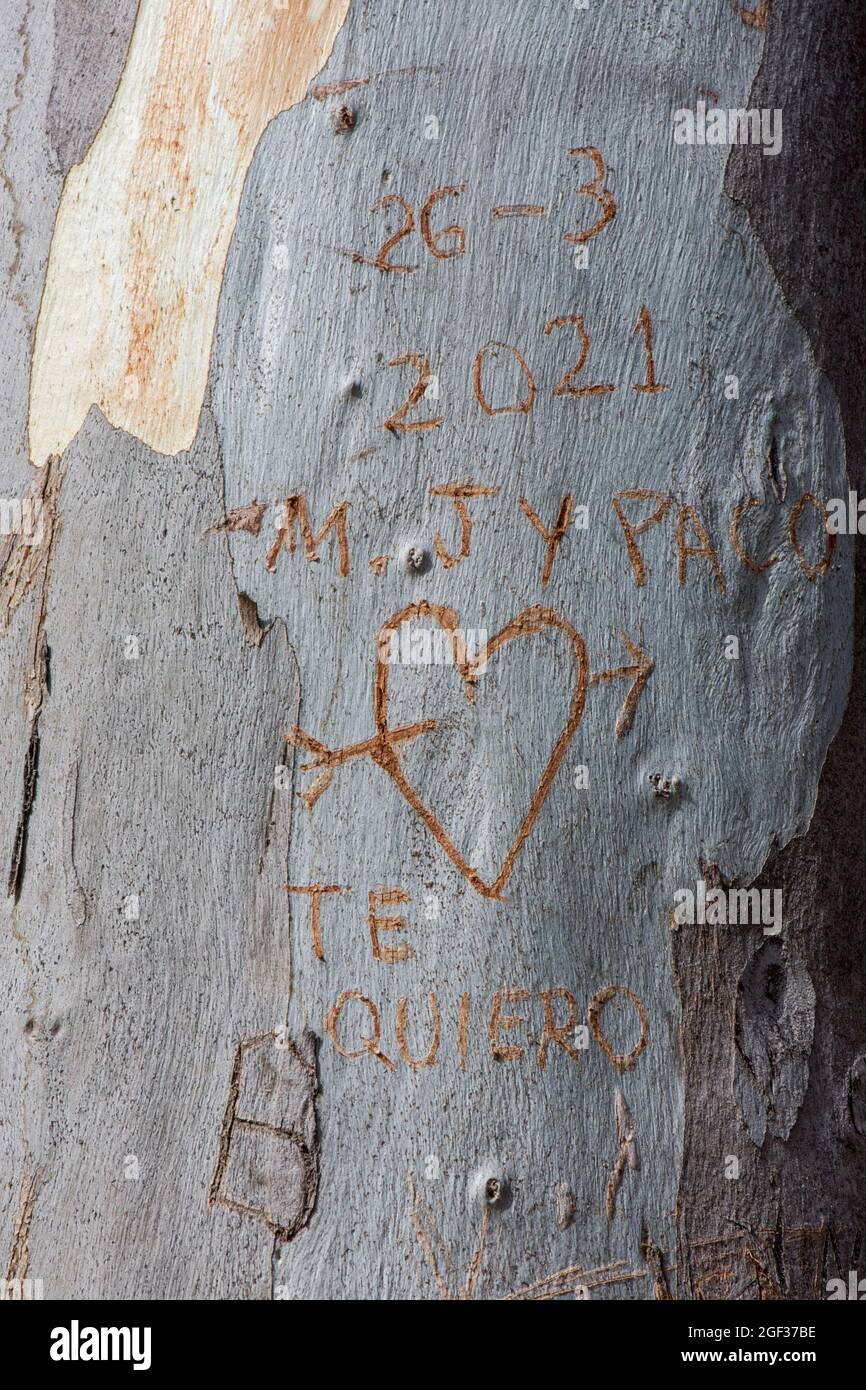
{"left": 286, "top": 602, "right": 654, "bottom": 900}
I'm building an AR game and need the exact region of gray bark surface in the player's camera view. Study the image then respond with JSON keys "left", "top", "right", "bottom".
{"left": 0, "top": 0, "right": 862, "bottom": 1301}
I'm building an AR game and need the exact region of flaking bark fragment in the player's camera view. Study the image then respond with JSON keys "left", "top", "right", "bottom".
{"left": 200, "top": 499, "right": 267, "bottom": 539}
{"left": 238, "top": 591, "right": 265, "bottom": 647}
{"left": 7, "top": 719, "right": 39, "bottom": 902}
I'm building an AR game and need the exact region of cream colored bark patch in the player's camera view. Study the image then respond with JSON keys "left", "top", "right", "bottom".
{"left": 28, "top": 0, "right": 352, "bottom": 466}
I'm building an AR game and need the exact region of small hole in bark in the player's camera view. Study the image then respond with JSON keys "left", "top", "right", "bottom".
{"left": 331, "top": 104, "right": 355, "bottom": 135}
{"left": 402, "top": 545, "right": 431, "bottom": 574}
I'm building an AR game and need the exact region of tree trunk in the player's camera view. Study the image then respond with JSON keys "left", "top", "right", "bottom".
{"left": 1, "top": 0, "right": 863, "bottom": 1302}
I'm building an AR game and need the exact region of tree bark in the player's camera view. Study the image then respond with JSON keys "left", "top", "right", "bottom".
{"left": 0, "top": 0, "right": 862, "bottom": 1301}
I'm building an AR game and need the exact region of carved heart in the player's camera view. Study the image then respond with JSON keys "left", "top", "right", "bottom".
{"left": 372, "top": 601, "right": 588, "bottom": 900}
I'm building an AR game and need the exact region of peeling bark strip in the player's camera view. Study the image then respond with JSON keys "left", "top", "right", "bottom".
{"left": 7, "top": 722, "right": 39, "bottom": 902}
{"left": 0, "top": 458, "right": 61, "bottom": 640}
{"left": 1, "top": 460, "right": 63, "bottom": 900}
{"left": 4, "top": 1169, "right": 43, "bottom": 1290}
{"left": 28, "top": 0, "right": 353, "bottom": 465}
